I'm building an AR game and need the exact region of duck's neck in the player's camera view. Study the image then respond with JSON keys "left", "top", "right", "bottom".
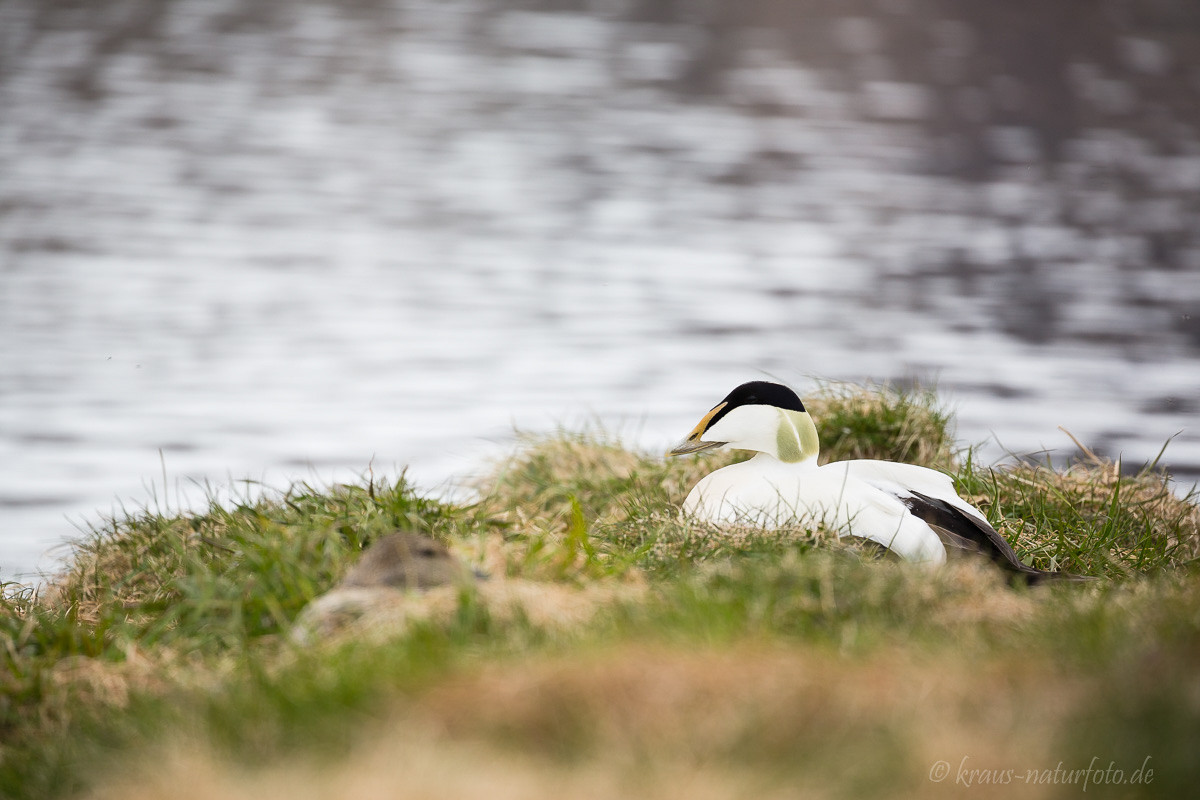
{"left": 749, "top": 452, "right": 819, "bottom": 472}
{"left": 767, "top": 408, "right": 820, "bottom": 465}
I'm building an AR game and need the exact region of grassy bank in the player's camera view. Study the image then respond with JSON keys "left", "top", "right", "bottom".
{"left": 2, "top": 385, "right": 1198, "bottom": 799}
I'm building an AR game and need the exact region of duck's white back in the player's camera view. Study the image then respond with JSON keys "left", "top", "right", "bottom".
{"left": 829, "top": 460, "right": 988, "bottom": 523}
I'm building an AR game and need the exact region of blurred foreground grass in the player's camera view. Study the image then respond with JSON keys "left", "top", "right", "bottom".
{"left": 2, "top": 384, "right": 1198, "bottom": 799}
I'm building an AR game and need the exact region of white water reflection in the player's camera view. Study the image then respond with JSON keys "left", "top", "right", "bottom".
{"left": 2, "top": 0, "right": 1199, "bottom": 580}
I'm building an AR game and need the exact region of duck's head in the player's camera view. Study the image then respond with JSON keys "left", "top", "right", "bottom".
{"left": 666, "top": 380, "right": 820, "bottom": 463}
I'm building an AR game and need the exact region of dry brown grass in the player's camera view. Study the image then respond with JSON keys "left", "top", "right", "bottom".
{"left": 89, "top": 735, "right": 814, "bottom": 800}
{"left": 88, "top": 640, "right": 1079, "bottom": 800}
{"left": 39, "top": 517, "right": 197, "bottom": 624}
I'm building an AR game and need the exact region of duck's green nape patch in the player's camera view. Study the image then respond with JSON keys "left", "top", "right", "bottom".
{"left": 776, "top": 409, "right": 820, "bottom": 463}
{"left": 1, "top": 381, "right": 1198, "bottom": 800}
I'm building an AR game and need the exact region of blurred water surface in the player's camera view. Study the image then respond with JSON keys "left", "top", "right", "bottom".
{"left": 3, "top": 0, "right": 1200, "bottom": 579}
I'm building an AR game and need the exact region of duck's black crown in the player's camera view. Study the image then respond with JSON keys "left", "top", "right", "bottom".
{"left": 703, "top": 381, "right": 806, "bottom": 431}
{"left": 721, "top": 381, "right": 805, "bottom": 412}
{"left": 700, "top": 381, "right": 806, "bottom": 431}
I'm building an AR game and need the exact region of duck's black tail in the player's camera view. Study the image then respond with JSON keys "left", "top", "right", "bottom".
{"left": 1008, "top": 564, "right": 1096, "bottom": 586}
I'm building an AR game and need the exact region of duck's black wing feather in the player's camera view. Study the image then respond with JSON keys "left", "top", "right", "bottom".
{"left": 899, "top": 491, "right": 1089, "bottom": 585}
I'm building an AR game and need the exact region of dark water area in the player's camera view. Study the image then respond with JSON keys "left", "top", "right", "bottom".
{"left": 2, "top": 0, "right": 1199, "bottom": 580}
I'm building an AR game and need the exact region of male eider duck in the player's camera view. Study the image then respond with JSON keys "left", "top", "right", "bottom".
{"left": 667, "top": 380, "right": 1071, "bottom": 583}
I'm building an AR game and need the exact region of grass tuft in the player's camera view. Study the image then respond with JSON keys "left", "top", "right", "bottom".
{"left": 806, "top": 380, "right": 958, "bottom": 468}
{"left": 953, "top": 451, "right": 1199, "bottom": 577}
